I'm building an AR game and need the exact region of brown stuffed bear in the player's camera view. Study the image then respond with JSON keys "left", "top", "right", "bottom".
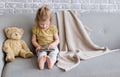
{"left": 2, "top": 27, "right": 33, "bottom": 62}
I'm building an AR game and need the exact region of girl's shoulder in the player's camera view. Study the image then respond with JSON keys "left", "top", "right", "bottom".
{"left": 32, "top": 25, "right": 41, "bottom": 30}
{"left": 49, "top": 25, "right": 58, "bottom": 33}
{"left": 50, "top": 25, "right": 57, "bottom": 29}
{"left": 32, "top": 25, "right": 41, "bottom": 32}
{"left": 32, "top": 25, "right": 37, "bottom": 28}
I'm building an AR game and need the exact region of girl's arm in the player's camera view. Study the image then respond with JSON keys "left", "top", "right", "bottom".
{"left": 48, "top": 33, "right": 60, "bottom": 49}
{"left": 32, "top": 34, "right": 42, "bottom": 52}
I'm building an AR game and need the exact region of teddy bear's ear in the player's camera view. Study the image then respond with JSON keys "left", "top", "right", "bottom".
{"left": 4, "top": 27, "right": 10, "bottom": 34}
{"left": 20, "top": 28, "right": 24, "bottom": 33}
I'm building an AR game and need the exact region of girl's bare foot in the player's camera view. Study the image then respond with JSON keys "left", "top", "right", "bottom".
{"left": 38, "top": 56, "right": 46, "bottom": 70}
{"left": 46, "top": 56, "right": 55, "bottom": 69}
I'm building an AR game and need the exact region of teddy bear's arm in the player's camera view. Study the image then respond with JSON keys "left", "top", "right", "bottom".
{"left": 21, "top": 40, "right": 31, "bottom": 51}
{"left": 2, "top": 40, "right": 16, "bottom": 62}
{"left": 3, "top": 40, "right": 12, "bottom": 53}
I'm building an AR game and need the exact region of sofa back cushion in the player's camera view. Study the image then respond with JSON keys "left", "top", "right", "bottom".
{"left": 79, "top": 13, "right": 120, "bottom": 49}
{"left": 0, "top": 14, "right": 36, "bottom": 50}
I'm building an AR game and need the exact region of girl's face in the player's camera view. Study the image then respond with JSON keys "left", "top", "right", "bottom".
{"left": 39, "top": 18, "right": 50, "bottom": 30}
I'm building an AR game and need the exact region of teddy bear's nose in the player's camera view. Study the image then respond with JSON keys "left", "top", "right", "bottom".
{"left": 15, "top": 33, "right": 18, "bottom": 36}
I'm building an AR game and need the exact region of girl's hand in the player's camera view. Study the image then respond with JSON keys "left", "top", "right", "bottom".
{"left": 48, "top": 44, "right": 55, "bottom": 50}
{"left": 36, "top": 46, "right": 42, "bottom": 53}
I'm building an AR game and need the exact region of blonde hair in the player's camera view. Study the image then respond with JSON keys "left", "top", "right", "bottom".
{"left": 35, "top": 5, "right": 53, "bottom": 26}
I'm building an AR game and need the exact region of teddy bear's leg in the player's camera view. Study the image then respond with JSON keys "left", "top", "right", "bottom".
{"left": 19, "top": 49, "right": 33, "bottom": 58}
{"left": 6, "top": 52, "right": 15, "bottom": 62}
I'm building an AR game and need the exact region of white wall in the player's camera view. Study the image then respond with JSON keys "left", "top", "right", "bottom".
{"left": 0, "top": 0, "right": 120, "bottom": 15}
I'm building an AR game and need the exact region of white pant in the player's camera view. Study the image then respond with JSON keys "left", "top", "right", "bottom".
{"left": 37, "top": 46, "right": 59, "bottom": 62}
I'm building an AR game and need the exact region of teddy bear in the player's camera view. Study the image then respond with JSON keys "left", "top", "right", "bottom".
{"left": 2, "top": 27, "right": 33, "bottom": 62}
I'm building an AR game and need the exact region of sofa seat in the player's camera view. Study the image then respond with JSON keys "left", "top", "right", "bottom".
{"left": 2, "top": 51, "right": 120, "bottom": 77}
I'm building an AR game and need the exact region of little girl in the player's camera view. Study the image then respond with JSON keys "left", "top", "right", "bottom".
{"left": 32, "top": 5, "right": 59, "bottom": 70}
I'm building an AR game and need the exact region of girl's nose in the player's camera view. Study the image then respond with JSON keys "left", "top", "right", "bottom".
{"left": 43, "top": 25, "right": 45, "bottom": 27}
{"left": 44, "top": 25, "right": 47, "bottom": 27}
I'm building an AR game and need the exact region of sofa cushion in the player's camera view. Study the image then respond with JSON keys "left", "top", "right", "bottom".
{"left": 2, "top": 51, "right": 120, "bottom": 77}
{"left": 0, "top": 14, "right": 36, "bottom": 52}
{"left": 79, "top": 13, "right": 120, "bottom": 49}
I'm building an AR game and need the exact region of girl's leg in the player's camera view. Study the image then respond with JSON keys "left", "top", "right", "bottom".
{"left": 37, "top": 51, "right": 47, "bottom": 70}
{"left": 46, "top": 47, "right": 59, "bottom": 69}
{"left": 46, "top": 56, "right": 54, "bottom": 69}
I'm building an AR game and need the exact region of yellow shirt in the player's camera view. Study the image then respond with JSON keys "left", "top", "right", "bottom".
{"left": 32, "top": 25, "right": 58, "bottom": 46}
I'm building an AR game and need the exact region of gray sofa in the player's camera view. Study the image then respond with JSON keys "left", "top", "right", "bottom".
{"left": 0, "top": 12, "right": 120, "bottom": 77}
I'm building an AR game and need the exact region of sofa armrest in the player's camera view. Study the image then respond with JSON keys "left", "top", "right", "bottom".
{"left": 0, "top": 18, "right": 6, "bottom": 77}
{"left": 0, "top": 49, "right": 5, "bottom": 77}
{"left": 0, "top": 33, "right": 5, "bottom": 77}
{"left": 0, "top": 28, "right": 6, "bottom": 77}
